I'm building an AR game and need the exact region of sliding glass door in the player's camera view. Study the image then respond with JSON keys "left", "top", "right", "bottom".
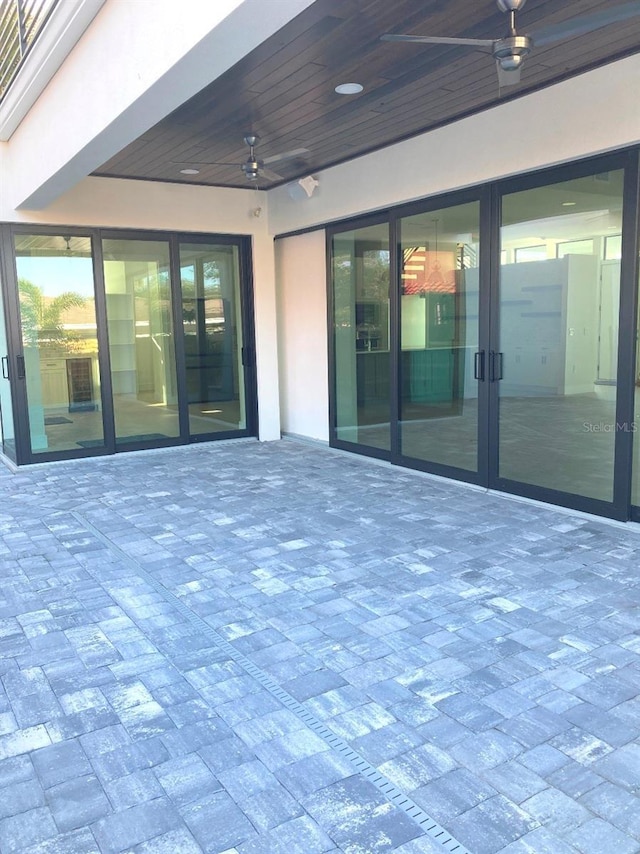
{"left": 102, "top": 238, "right": 180, "bottom": 446}
{"left": 329, "top": 153, "right": 638, "bottom": 520}
{"left": 14, "top": 233, "right": 105, "bottom": 455}
{"left": 179, "top": 241, "right": 247, "bottom": 437}
{"left": 4, "top": 227, "right": 256, "bottom": 463}
{"left": 497, "top": 170, "right": 625, "bottom": 504}
{"left": 398, "top": 201, "right": 481, "bottom": 473}
{"left": 332, "top": 220, "right": 391, "bottom": 453}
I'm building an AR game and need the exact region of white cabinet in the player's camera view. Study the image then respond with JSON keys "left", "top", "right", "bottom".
{"left": 40, "top": 358, "right": 68, "bottom": 408}
{"left": 500, "top": 255, "right": 599, "bottom": 396}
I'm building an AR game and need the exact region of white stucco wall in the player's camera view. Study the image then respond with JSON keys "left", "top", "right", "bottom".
{"left": 269, "top": 54, "right": 640, "bottom": 235}
{"left": 275, "top": 230, "right": 328, "bottom": 442}
{"left": 0, "top": 0, "right": 316, "bottom": 210}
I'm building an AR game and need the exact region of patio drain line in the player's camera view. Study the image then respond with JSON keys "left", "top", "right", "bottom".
{"left": 71, "top": 511, "right": 472, "bottom": 854}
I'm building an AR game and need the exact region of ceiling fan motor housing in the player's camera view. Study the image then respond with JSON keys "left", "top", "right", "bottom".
{"left": 496, "top": 0, "right": 526, "bottom": 11}
{"left": 493, "top": 34, "right": 532, "bottom": 69}
{"left": 242, "top": 159, "right": 261, "bottom": 180}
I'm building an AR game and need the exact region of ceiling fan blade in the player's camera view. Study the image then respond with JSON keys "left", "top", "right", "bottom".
{"left": 531, "top": 1, "right": 640, "bottom": 47}
{"left": 496, "top": 60, "right": 522, "bottom": 87}
{"left": 380, "top": 33, "right": 495, "bottom": 47}
{"left": 260, "top": 166, "right": 285, "bottom": 182}
{"left": 263, "top": 147, "right": 309, "bottom": 165}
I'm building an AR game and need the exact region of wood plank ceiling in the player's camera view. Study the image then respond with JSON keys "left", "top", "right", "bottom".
{"left": 94, "top": 0, "right": 640, "bottom": 190}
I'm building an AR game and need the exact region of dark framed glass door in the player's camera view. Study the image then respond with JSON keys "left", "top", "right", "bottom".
{"left": 3, "top": 226, "right": 257, "bottom": 464}
{"left": 329, "top": 152, "right": 639, "bottom": 521}
{"left": 397, "top": 197, "right": 485, "bottom": 477}
{"left": 102, "top": 236, "right": 180, "bottom": 447}
{"left": 178, "top": 239, "right": 251, "bottom": 438}
{"left": 492, "top": 156, "right": 636, "bottom": 519}
{"left": 331, "top": 217, "right": 391, "bottom": 456}
{"left": 13, "top": 232, "right": 107, "bottom": 458}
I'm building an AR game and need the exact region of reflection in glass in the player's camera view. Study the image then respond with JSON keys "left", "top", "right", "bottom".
{"left": 15, "top": 234, "right": 104, "bottom": 454}
{"left": 103, "top": 239, "right": 179, "bottom": 443}
{"left": 179, "top": 243, "right": 246, "bottom": 434}
{"left": 499, "top": 170, "right": 624, "bottom": 501}
{"left": 332, "top": 224, "right": 390, "bottom": 451}
{"left": 399, "top": 203, "right": 480, "bottom": 471}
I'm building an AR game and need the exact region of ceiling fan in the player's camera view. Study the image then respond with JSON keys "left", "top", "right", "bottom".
{"left": 175, "top": 134, "right": 309, "bottom": 183}
{"left": 381, "top": 0, "right": 640, "bottom": 87}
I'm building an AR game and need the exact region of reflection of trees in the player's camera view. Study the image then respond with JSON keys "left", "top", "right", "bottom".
{"left": 361, "top": 250, "right": 390, "bottom": 300}
{"left": 19, "top": 278, "right": 85, "bottom": 350}
{"left": 333, "top": 248, "right": 390, "bottom": 327}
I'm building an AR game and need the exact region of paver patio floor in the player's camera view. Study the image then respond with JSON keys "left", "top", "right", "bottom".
{"left": 0, "top": 438, "right": 639, "bottom": 854}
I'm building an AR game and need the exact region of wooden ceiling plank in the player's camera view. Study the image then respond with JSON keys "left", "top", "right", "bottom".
{"left": 93, "top": 0, "right": 640, "bottom": 190}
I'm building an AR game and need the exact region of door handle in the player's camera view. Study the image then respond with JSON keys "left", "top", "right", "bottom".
{"left": 16, "top": 355, "right": 25, "bottom": 380}
{"left": 489, "top": 351, "right": 504, "bottom": 382}
{"left": 1, "top": 356, "right": 8, "bottom": 380}
{"left": 473, "top": 350, "right": 485, "bottom": 381}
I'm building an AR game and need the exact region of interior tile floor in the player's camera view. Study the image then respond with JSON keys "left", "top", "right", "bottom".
{"left": 36, "top": 396, "right": 245, "bottom": 454}
{"left": 0, "top": 438, "right": 639, "bottom": 853}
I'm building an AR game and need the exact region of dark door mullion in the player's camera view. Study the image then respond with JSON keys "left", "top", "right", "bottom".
{"left": 475, "top": 186, "right": 493, "bottom": 486}
{"left": 389, "top": 212, "right": 400, "bottom": 460}
{"left": 613, "top": 150, "right": 640, "bottom": 518}
{"left": 169, "top": 235, "right": 190, "bottom": 444}
{"left": 238, "top": 236, "right": 259, "bottom": 437}
{"left": 91, "top": 231, "right": 116, "bottom": 454}
{"left": 486, "top": 185, "right": 502, "bottom": 489}
{"left": 0, "top": 226, "right": 30, "bottom": 464}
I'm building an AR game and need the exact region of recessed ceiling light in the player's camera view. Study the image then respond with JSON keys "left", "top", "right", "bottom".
{"left": 335, "top": 82, "right": 363, "bottom": 95}
{"left": 561, "top": 201, "right": 576, "bottom": 206}
{"left": 180, "top": 168, "right": 200, "bottom": 175}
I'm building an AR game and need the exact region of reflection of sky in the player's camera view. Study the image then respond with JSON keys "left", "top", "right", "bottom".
{"left": 15, "top": 257, "right": 95, "bottom": 297}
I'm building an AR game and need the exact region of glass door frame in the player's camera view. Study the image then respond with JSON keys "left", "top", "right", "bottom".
{"left": 327, "top": 209, "right": 396, "bottom": 464}
{"left": 327, "top": 149, "right": 640, "bottom": 522}
{"left": 169, "top": 231, "right": 258, "bottom": 444}
{"left": 3, "top": 224, "right": 115, "bottom": 464}
{"left": 489, "top": 150, "right": 640, "bottom": 521}
{"left": 1, "top": 224, "right": 258, "bottom": 465}
{"left": 392, "top": 187, "right": 492, "bottom": 487}
{"left": 327, "top": 187, "right": 492, "bottom": 486}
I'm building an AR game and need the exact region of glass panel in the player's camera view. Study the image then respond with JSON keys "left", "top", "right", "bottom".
{"left": 103, "top": 238, "right": 179, "bottom": 444}
{"left": 399, "top": 202, "right": 480, "bottom": 471}
{"left": 179, "top": 242, "right": 246, "bottom": 434}
{"left": 499, "top": 170, "right": 624, "bottom": 502}
{"left": 14, "top": 234, "right": 104, "bottom": 454}
{"left": 0, "top": 263, "right": 16, "bottom": 460}
{"left": 332, "top": 223, "right": 390, "bottom": 451}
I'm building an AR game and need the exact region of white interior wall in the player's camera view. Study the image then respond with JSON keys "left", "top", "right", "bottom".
{"left": 0, "top": 176, "right": 281, "bottom": 442}
{"left": 275, "top": 231, "right": 328, "bottom": 442}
